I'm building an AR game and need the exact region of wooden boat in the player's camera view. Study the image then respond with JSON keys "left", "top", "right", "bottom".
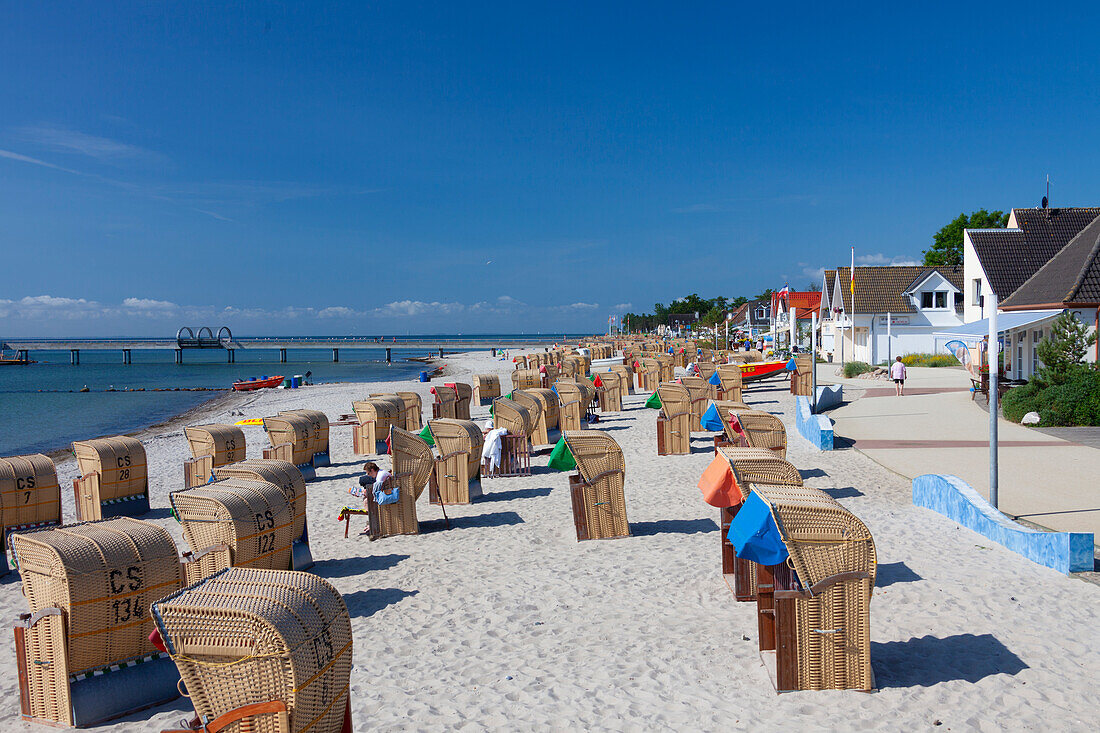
{"left": 232, "top": 375, "right": 284, "bottom": 391}
{"left": 739, "top": 360, "right": 789, "bottom": 383}
{"left": 0, "top": 356, "right": 35, "bottom": 365}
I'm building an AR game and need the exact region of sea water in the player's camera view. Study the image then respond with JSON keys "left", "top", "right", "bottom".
{"left": 0, "top": 347, "right": 425, "bottom": 456}
{"left": 0, "top": 335, "right": 580, "bottom": 456}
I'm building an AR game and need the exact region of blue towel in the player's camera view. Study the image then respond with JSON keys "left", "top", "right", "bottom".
{"left": 708, "top": 370, "right": 722, "bottom": 386}
{"left": 700, "top": 402, "right": 726, "bottom": 432}
{"left": 727, "top": 493, "right": 789, "bottom": 566}
{"left": 785, "top": 358, "right": 797, "bottom": 371}
{"left": 374, "top": 485, "right": 400, "bottom": 505}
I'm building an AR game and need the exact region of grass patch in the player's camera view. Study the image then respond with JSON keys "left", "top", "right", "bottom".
{"left": 843, "top": 361, "right": 874, "bottom": 378}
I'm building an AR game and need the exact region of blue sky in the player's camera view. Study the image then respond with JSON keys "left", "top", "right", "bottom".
{"left": 2, "top": 2, "right": 1100, "bottom": 336}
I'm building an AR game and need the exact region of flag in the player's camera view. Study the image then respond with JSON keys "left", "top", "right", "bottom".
{"left": 700, "top": 402, "right": 725, "bottom": 431}
{"left": 645, "top": 392, "right": 662, "bottom": 409}
{"left": 418, "top": 424, "right": 435, "bottom": 447}
{"left": 547, "top": 437, "right": 576, "bottom": 471}
{"left": 707, "top": 371, "right": 722, "bottom": 387}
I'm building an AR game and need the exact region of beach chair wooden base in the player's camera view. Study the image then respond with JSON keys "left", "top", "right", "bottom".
{"left": 161, "top": 700, "right": 292, "bottom": 733}
{"left": 428, "top": 470, "right": 483, "bottom": 505}
{"left": 719, "top": 506, "right": 757, "bottom": 601}
{"left": 72, "top": 474, "right": 150, "bottom": 522}
{"left": 482, "top": 435, "right": 531, "bottom": 478}
{"left": 15, "top": 609, "right": 180, "bottom": 727}
{"left": 352, "top": 425, "right": 389, "bottom": 456}
{"left": 657, "top": 416, "right": 690, "bottom": 455}
{"left": 568, "top": 474, "right": 630, "bottom": 541}
{"left": 182, "top": 455, "right": 213, "bottom": 489}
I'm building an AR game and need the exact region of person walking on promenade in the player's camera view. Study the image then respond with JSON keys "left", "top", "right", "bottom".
{"left": 890, "top": 356, "right": 907, "bottom": 396}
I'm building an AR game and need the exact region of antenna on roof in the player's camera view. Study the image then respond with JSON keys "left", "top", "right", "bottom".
{"left": 1042, "top": 174, "right": 1051, "bottom": 209}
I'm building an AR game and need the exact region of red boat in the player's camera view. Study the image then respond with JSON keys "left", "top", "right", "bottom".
{"left": 233, "top": 375, "right": 284, "bottom": 391}
{"left": 739, "top": 360, "right": 789, "bottom": 383}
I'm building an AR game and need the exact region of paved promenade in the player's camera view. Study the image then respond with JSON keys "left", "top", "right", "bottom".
{"left": 818, "top": 364, "right": 1099, "bottom": 541}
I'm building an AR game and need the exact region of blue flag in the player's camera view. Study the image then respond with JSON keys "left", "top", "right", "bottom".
{"left": 700, "top": 402, "right": 725, "bottom": 432}
{"left": 708, "top": 370, "right": 722, "bottom": 386}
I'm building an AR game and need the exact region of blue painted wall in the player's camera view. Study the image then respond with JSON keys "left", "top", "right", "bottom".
{"left": 795, "top": 395, "right": 833, "bottom": 450}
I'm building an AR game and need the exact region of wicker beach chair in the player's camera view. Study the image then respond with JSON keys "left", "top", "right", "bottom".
{"left": 428, "top": 419, "right": 484, "bottom": 504}
{"left": 791, "top": 354, "right": 814, "bottom": 396}
{"left": 71, "top": 436, "right": 149, "bottom": 521}
{"left": 655, "top": 353, "right": 675, "bottom": 382}
{"left": 597, "top": 371, "right": 623, "bottom": 413}
{"left": 609, "top": 363, "right": 634, "bottom": 395}
{"left": 679, "top": 375, "right": 711, "bottom": 430}
{"left": 452, "top": 382, "right": 473, "bottom": 420}
{"left": 510, "top": 390, "right": 547, "bottom": 446}
{"left": 170, "top": 477, "right": 294, "bottom": 576}
{"left": 0, "top": 454, "right": 62, "bottom": 567}
{"left": 564, "top": 431, "right": 629, "bottom": 540}
{"left": 731, "top": 410, "right": 788, "bottom": 459}
{"left": 696, "top": 360, "right": 717, "bottom": 385}
{"left": 711, "top": 447, "right": 803, "bottom": 601}
{"left": 352, "top": 397, "right": 404, "bottom": 455}
{"left": 396, "top": 391, "right": 424, "bottom": 430}
{"left": 278, "top": 409, "right": 329, "bottom": 465}
{"left": 212, "top": 459, "right": 311, "bottom": 571}
{"left": 748, "top": 484, "right": 876, "bottom": 692}
{"left": 517, "top": 388, "right": 559, "bottom": 446}
{"left": 365, "top": 427, "right": 435, "bottom": 539}
{"left": 717, "top": 364, "right": 745, "bottom": 403}
{"left": 555, "top": 380, "right": 587, "bottom": 432}
{"left": 488, "top": 399, "right": 532, "bottom": 477}
{"left": 184, "top": 424, "right": 245, "bottom": 468}
{"left": 262, "top": 415, "right": 315, "bottom": 469}
{"left": 656, "top": 383, "right": 692, "bottom": 455}
{"left": 511, "top": 368, "right": 542, "bottom": 391}
{"left": 431, "top": 384, "right": 459, "bottom": 419}
{"left": 474, "top": 374, "right": 503, "bottom": 406}
{"left": 152, "top": 567, "right": 352, "bottom": 733}
{"left": 637, "top": 358, "right": 661, "bottom": 392}
{"left": 11, "top": 518, "right": 183, "bottom": 726}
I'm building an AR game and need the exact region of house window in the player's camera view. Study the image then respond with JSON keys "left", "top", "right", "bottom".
{"left": 972, "top": 279, "right": 983, "bottom": 306}
{"left": 921, "top": 292, "right": 934, "bottom": 308}
{"left": 954, "top": 292, "right": 963, "bottom": 308}
{"left": 935, "top": 291, "right": 947, "bottom": 308}
{"left": 1032, "top": 329, "right": 1043, "bottom": 374}
{"left": 1004, "top": 334, "right": 1012, "bottom": 374}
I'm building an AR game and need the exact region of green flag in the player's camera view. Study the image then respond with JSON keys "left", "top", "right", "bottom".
{"left": 645, "top": 392, "right": 662, "bottom": 409}
{"left": 547, "top": 436, "right": 576, "bottom": 471}
{"left": 419, "top": 424, "right": 435, "bottom": 447}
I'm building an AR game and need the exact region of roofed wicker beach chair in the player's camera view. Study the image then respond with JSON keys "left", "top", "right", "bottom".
{"left": 511, "top": 368, "right": 543, "bottom": 391}
{"left": 791, "top": 354, "right": 814, "bottom": 396}
{"left": 452, "top": 382, "right": 473, "bottom": 420}
{"left": 637, "top": 358, "right": 661, "bottom": 392}
{"left": 511, "top": 390, "right": 548, "bottom": 446}
{"left": 747, "top": 484, "right": 876, "bottom": 692}
{"left": 278, "top": 409, "right": 330, "bottom": 466}
{"left": 11, "top": 518, "right": 183, "bottom": 726}
{"left": 515, "top": 388, "right": 559, "bottom": 446}
{"left": 729, "top": 409, "right": 788, "bottom": 459}
{"left": 489, "top": 398, "right": 532, "bottom": 477}
{"left": 474, "top": 374, "right": 503, "bottom": 406}
{"left": 212, "top": 459, "right": 311, "bottom": 570}
{"left": 696, "top": 360, "right": 717, "bottom": 384}
{"left": 0, "top": 454, "right": 62, "bottom": 572}
{"left": 703, "top": 446, "right": 803, "bottom": 601}
{"left": 655, "top": 382, "right": 692, "bottom": 455}
{"left": 183, "top": 424, "right": 245, "bottom": 475}
{"left": 679, "top": 375, "right": 712, "bottom": 430}
{"left": 170, "top": 477, "right": 295, "bottom": 577}
{"left": 609, "top": 363, "right": 634, "bottom": 395}
{"left": 374, "top": 392, "right": 423, "bottom": 432}
{"left": 596, "top": 371, "right": 623, "bottom": 413}
{"left": 152, "top": 567, "right": 353, "bottom": 733}
{"left": 352, "top": 397, "right": 403, "bottom": 455}
{"left": 261, "top": 415, "right": 316, "bottom": 475}
{"left": 564, "top": 430, "right": 629, "bottom": 540}
{"left": 554, "top": 380, "right": 587, "bottom": 432}
{"left": 654, "top": 353, "right": 675, "bottom": 382}
{"left": 362, "top": 426, "right": 436, "bottom": 539}
{"left": 431, "top": 384, "right": 459, "bottom": 419}
{"left": 428, "top": 418, "right": 484, "bottom": 504}
{"left": 561, "top": 355, "right": 586, "bottom": 379}
{"left": 717, "top": 363, "right": 745, "bottom": 403}
{"left": 71, "top": 436, "right": 150, "bottom": 521}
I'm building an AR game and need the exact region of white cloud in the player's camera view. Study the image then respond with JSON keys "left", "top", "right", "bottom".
{"left": 0, "top": 148, "right": 83, "bottom": 175}
{"left": 123, "top": 297, "right": 178, "bottom": 310}
{"left": 612, "top": 302, "right": 633, "bottom": 311}
{"left": 317, "top": 306, "right": 362, "bottom": 318}
{"left": 565, "top": 302, "right": 599, "bottom": 310}
{"left": 802, "top": 266, "right": 825, "bottom": 281}
{"left": 373, "top": 300, "right": 466, "bottom": 317}
{"left": 13, "top": 123, "right": 163, "bottom": 164}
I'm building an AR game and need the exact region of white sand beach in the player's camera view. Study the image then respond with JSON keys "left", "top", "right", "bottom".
{"left": 2, "top": 350, "right": 1098, "bottom": 731}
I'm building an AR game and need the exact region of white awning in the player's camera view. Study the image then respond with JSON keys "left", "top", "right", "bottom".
{"left": 934, "top": 309, "right": 1063, "bottom": 339}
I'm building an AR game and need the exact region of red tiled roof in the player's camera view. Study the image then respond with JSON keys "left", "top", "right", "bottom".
{"left": 772, "top": 291, "right": 822, "bottom": 320}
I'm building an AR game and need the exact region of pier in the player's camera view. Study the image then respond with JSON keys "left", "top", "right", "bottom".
{"left": 1, "top": 336, "right": 568, "bottom": 364}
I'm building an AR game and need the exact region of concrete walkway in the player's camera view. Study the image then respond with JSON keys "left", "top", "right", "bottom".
{"left": 818, "top": 364, "right": 1100, "bottom": 540}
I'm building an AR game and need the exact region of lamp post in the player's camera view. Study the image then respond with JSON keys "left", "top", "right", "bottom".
{"left": 725, "top": 312, "right": 732, "bottom": 351}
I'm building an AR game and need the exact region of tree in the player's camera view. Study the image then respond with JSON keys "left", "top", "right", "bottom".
{"left": 730, "top": 295, "right": 748, "bottom": 308}
{"left": 754, "top": 287, "right": 774, "bottom": 302}
{"left": 1036, "top": 312, "right": 1097, "bottom": 385}
{"left": 924, "top": 209, "right": 1009, "bottom": 267}
{"left": 807, "top": 281, "right": 821, "bottom": 292}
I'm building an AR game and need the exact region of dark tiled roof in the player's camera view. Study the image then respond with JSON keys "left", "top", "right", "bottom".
{"left": 835, "top": 265, "right": 964, "bottom": 314}
{"left": 1002, "top": 215, "right": 1100, "bottom": 308}
{"left": 823, "top": 270, "right": 836, "bottom": 304}
{"left": 970, "top": 208, "right": 1100, "bottom": 299}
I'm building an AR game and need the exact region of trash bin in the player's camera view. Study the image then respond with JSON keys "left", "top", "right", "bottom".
{"left": 420, "top": 371, "right": 430, "bottom": 382}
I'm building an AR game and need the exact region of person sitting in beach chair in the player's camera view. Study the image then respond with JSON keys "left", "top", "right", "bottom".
{"left": 349, "top": 461, "right": 397, "bottom": 531}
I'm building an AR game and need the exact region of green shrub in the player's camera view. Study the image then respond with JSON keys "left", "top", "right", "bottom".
{"left": 844, "top": 361, "right": 874, "bottom": 378}
{"left": 1003, "top": 369, "right": 1100, "bottom": 426}
{"left": 900, "top": 353, "right": 960, "bottom": 368}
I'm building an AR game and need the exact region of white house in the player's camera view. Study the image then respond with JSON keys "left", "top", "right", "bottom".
{"left": 825, "top": 265, "right": 966, "bottom": 364}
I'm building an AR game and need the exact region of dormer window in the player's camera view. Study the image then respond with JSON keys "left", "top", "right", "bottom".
{"left": 921, "top": 291, "right": 947, "bottom": 309}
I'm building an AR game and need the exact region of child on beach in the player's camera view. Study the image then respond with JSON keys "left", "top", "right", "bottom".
{"left": 890, "top": 356, "right": 906, "bottom": 396}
